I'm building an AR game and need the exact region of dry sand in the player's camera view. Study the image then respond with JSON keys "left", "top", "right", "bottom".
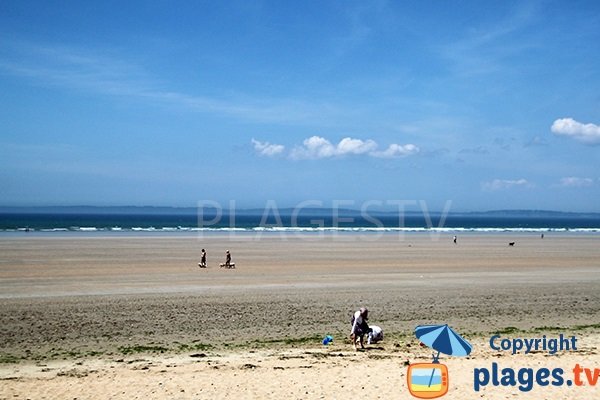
{"left": 0, "top": 233, "right": 599, "bottom": 399}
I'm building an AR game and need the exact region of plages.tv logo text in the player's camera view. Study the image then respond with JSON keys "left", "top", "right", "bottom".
{"left": 474, "top": 333, "right": 600, "bottom": 392}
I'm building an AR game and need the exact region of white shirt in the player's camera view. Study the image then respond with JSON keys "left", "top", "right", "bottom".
{"left": 350, "top": 310, "right": 364, "bottom": 335}
{"left": 368, "top": 325, "right": 383, "bottom": 344}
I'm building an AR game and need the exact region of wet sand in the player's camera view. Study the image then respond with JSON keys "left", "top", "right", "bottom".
{"left": 0, "top": 233, "right": 599, "bottom": 399}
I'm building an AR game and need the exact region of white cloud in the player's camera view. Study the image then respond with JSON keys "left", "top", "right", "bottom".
{"left": 551, "top": 118, "right": 600, "bottom": 145}
{"left": 288, "top": 136, "right": 418, "bottom": 160}
{"left": 290, "top": 136, "right": 373, "bottom": 159}
{"left": 482, "top": 178, "right": 530, "bottom": 191}
{"left": 370, "top": 143, "right": 420, "bottom": 158}
{"left": 251, "top": 139, "right": 285, "bottom": 157}
{"left": 293, "top": 136, "right": 337, "bottom": 159}
{"left": 337, "top": 137, "right": 378, "bottom": 155}
{"left": 557, "top": 177, "right": 594, "bottom": 188}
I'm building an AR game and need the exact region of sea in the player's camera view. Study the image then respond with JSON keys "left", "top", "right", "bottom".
{"left": 1, "top": 208, "right": 599, "bottom": 235}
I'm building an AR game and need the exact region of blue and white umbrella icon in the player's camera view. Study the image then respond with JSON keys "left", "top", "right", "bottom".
{"left": 414, "top": 324, "right": 472, "bottom": 389}
{"left": 415, "top": 324, "right": 473, "bottom": 362}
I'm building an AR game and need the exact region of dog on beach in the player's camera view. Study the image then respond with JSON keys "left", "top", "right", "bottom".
{"left": 508, "top": 242, "right": 515, "bottom": 246}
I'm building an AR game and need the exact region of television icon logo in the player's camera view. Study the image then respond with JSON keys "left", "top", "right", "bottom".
{"left": 407, "top": 362, "right": 449, "bottom": 399}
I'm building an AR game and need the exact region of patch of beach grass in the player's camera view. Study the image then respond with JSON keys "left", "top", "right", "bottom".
{"left": 245, "top": 334, "right": 332, "bottom": 348}
{"left": 530, "top": 326, "right": 564, "bottom": 333}
{"left": 493, "top": 326, "right": 521, "bottom": 335}
{"left": 0, "top": 353, "right": 20, "bottom": 364}
{"left": 572, "top": 323, "right": 600, "bottom": 331}
{"left": 118, "top": 344, "right": 170, "bottom": 355}
{"left": 6, "top": 323, "right": 599, "bottom": 363}
{"left": 176, "top": 342, "right": 213, "bottom": 352}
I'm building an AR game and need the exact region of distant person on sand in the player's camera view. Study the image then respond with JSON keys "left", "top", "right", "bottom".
{"left": 350, "top": 307, "right": 370, "bottom": 351}
{"left": 220, "top": 250, "right": 234, "bottom": 268}
{"left": 453, "top": 235, "right": 457, "bottom": 244}
{"left": 198, "top": 249, "right": 207, "bottom": 268}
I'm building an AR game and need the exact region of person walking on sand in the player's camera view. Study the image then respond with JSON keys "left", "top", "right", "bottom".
{"left": 221, "top": 250, "right": 233, "bottom": 268}
{"left": 453, "top": 235, "right": 457, "bottom": 244}
{"left": 350, "top": 307, "right": 370, "bottom": 351}
{"left": 198, "top": 249, "right": 207, "bottom": 268}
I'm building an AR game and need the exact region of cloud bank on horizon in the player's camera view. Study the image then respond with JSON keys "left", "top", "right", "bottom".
{"left": 482, "top": 178, "right": 531, "bottom": 192}
{"left": 557, "top": 177, "right": 595, "bottom": 188}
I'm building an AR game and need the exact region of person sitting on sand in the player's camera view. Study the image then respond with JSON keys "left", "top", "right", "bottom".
{"left": 198, "top": 249, "right": 207, "bottom": 268}
{"left": 350, "top": 307, "right": 371, "bottom": 350}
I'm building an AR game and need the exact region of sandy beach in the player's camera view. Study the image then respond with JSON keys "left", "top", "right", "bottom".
{"left": 1, "top": 233, "right": 599, "bottom": 399}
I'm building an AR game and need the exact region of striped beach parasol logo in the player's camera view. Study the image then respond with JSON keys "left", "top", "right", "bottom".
{"left": 415, "top": 324, "right": 473, "bottom": 362}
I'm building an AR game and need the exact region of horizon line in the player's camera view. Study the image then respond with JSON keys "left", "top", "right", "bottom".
{"left": 1, "top": 205, "right": 599, "bottom": 216}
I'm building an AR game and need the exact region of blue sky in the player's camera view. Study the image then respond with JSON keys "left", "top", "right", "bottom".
{"left": 1, "top": 1, "right": 599, "bottom": 211}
